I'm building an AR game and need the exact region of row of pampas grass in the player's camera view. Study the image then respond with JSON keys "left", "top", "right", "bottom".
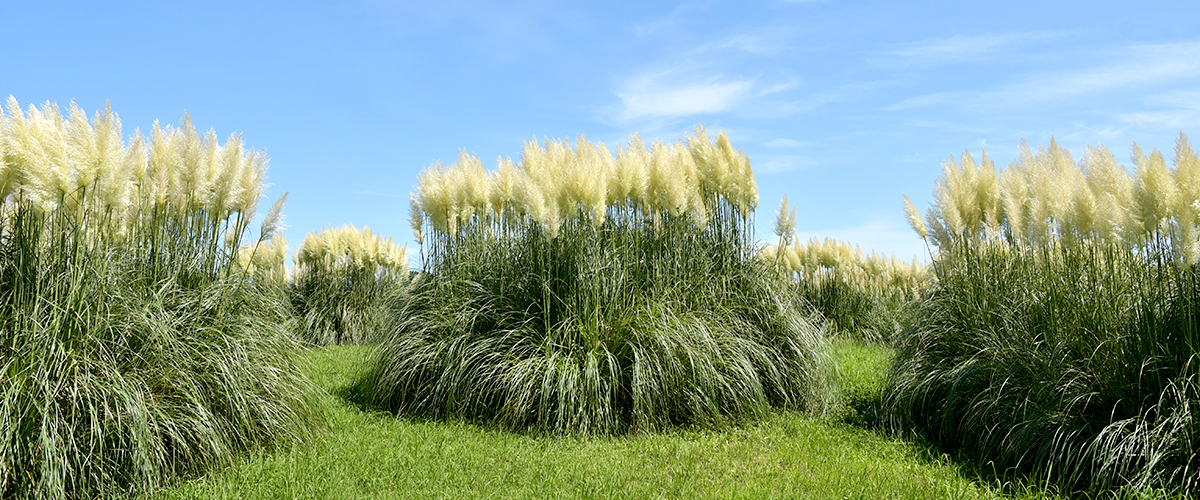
{"left": 0, "top": 98, "right": 321, "bottom": 499}
{"left": 290, "top": 224, "right": 410, "bottom": 345}
{"left": 764, "top": 195, "right": 927, "bottom": 342}
{"left": 360, "top": 125, "right": 832, "bottom": 435}
{"left": 889, "top": 133, "right": 1200, "bottom": 496}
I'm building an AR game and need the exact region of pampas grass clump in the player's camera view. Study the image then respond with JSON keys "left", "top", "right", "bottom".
{"left": 763, "top": 209, "right": 926, "bottom": 342}
{"left": 887, "top": 133, "right": 1200, "bottom": 496}
{"left": 0, "top": 98, "right": 321, "bottom": 499}
{"left": 362, "top": 125, "right": 830, "bottom": 435}
{"left": 290, "top": 224, "right": 410, "bottom": 345}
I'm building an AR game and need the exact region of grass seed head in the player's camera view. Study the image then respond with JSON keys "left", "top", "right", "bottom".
{"left": 903, "top": 194, "right": 927, "bottom": 239}
{"left": 1133, "top": 141, "right": 1180, "bottom": 236}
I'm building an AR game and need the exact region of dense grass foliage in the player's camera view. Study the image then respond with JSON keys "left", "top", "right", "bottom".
{"left": 888, "top": 134, "right": 1200, "bottom": 496}
{"left": 363, "top": 126, "right": 830, "bottom": 435}
{"left": 290, "top": 225, "right": 409, "bottom": 345}
{"left": 0, "top": 99, "right": 321, "bottom": 499}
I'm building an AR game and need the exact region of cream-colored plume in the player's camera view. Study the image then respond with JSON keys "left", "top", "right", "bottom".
{"left": 408, "top": 124, "right": 758, "bottom": 243}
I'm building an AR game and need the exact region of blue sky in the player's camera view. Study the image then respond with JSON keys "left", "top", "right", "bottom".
{"left": 5, "top": 0, "right": 1200, "bottom": 264}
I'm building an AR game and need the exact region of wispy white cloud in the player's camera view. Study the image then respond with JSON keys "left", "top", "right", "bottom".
{"left": 715, "top": 33, "right": 780, "bottom": 55}
{"left": 765, "top": 138, "right": 802, "bottom": 148}
{"left": 883, "top": 40, "right": 1200, "bottom": 115}
{"left": 881, "top": 91, "right": 962, "bottom": 111}
{"left": 1002, "top": 41, "right": 1200, "bottom": 101}
{"left": 614, "top": 72, "right": 756, "bottom": 122}
{"left": 755, "top": 153, "right": 818, "bottom": 173}
{"left": 880, "top": 31, "right": 1065, "bottom": 66}
{"left": 1118, "top": 90, "right": 1200, "bottom": 128}
{"left": 608, "top": 18, "right": 811, "bottom": 126}
{"left": 758, "top": 78, "right": 801, "bottom": 96}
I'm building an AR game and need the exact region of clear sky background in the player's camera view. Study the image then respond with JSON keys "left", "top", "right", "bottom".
{"left": 4, "top": 0, "right": 1199, "bottom": 265}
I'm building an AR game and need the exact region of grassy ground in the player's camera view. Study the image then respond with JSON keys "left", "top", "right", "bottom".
{"left": 154, "top": 339, "right": 1058, "bottom": 499}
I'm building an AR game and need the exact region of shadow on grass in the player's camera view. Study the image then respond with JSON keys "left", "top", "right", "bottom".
{"left": 329, "top": 377, "right": 399, "bottom": 418}
{"left": 829, "top": 387, "right": 1074, "bottom": 499}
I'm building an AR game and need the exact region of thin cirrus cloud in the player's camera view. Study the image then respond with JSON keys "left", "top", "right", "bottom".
{"left": 1119, "top": 90, "right": 1200, "bottom": 128}
{"left": 881, "top": 91, "right": 965, "bottom": 111}
{"left": 613, "top": 72, "right": 756, "bottom": 123}
{"left": 878, "top": 31, "right": 1065, "bottom": 66}
{"left": 1004, "top": 41, "right": 1200, "bottom": 100}
{"left": 882, "top": 40, "right": 1200, "bottom": 114}
{"left": 765, "top": 138, "right": 803, "bottom": 148}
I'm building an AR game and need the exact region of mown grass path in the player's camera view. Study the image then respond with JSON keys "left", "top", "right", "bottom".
{"left": 155, "top": 341, "right": 1056, "bottom": 499}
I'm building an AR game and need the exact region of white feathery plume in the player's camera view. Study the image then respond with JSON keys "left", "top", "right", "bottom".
{"left": 727, "top": 137, "right": 758, "bottom": 215}
{"left": 673, "top": 141, "right": 703, "bottom": 221}
{"left": 1044, "top": 139, "right": 1079, "bottom": 238}
{"left": 1174, "top": 132, "right": 1200, "bottom": 200}
{"left": 687, "top": 123, "right": 726, "bottom": 199}
{"left": 773, "top": 194, "right": 797, "bottom": 246}
{"left": 998, "top": 164, "right": 1029, "bottom": 242}
{"left": 1172, "top": 132, "right": 1200, "bottom": 247}
{"left": 575, "top": 135, "right": 609, "bottom": 223}
{"left": 213, "top": 133, "right": 245, "bottom": 215}
{"left": 924, "top": 205, "right": 952, "bottom": 250}
{"left": 545, "top": 138, "right": 575, "bottom": 221}
{"left": 1133, "top": 142, "right": 1179, "bottom": 237}
{"left": 65, "top": 101, "right": 100, "bottom": 197}
{"left": 616, "top": 134, "right": 649, "bottom": 209}
{"left": 410, "top": 193, "right": 425, "bottom": 245}
{"left": 1015, "top": 141, "right": 1051, "bottom": 245}
{"left": 933, "top": 156, "right": 965, "bottom": 239}
{"left": 1068, "top": 166, "right": 1095, "bottom": 241}
{"left": 976, "top": 151, "right": 1003, "bottom": 240}
{"left": 949, "top": 151, "right": 980, "bottom": 237}
{"left": 458, "top": 150, "right": 488, "bottom": 221}
{"left": 416, "top": 161, "right": 450, "bottom": 235}
{"left": 444, "top": 164, "right": 465, "bottom": 236}
{"left": 93, "top": 103, "right": 133, "bottom": 212}
{"left": 147, "top": 121, "right": 175, "bottom": 206}
{"left": 488, "top": 156, "right": 519, "bottom": 216}
{"left": 259, "top": 192, "right": 288, "bottom": 242}
{"left": 647, "top": 140, "right": 673, "bottom": 215}
{"left": 516, "top": 173, "right": 549, "bottom": 231}
{"left": 172, "top": 113, "right": 203, "bottom": 210}
{"left": 236, "top": 149, "right": 267, "bottom": 218}
{"left": 197, "top": 129, "right": 222, "bottom": 212}
{"left": 0, "top": 104, "right": 11, "bottom": 200}
{"left": 15, "top": 101, "right": 71, "bottom": 207}
{"left": 903, "top": 194, "right": 927, "bottom": 239}
{"left": 1082, "top": 144, "right": 1135, "bottom": 245}
{"left": 116, "top": 130, "right": 146, "bottom": 223}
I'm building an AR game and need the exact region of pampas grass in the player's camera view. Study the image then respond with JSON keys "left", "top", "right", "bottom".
{"left": 361, "top": 125, "right": 830, "bottom": 435}
{"left": 763, "top": 234, "right": 926, "bottom": 343}
{"left": 887, "top": 133, "right": 1200, "bottom": 496}
{"left": 290, "top": 224, "right": 410, "bottom": 345}
{"left": 0, "top": 99, "right": 320, "bottom": 499}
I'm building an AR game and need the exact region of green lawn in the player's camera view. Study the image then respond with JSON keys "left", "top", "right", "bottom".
{"left": 154, "top": 339, "right": 1058, "bottom": 499}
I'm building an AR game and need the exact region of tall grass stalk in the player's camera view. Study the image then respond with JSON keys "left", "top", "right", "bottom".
{"left": 887, "top": 134, "right": 1200, "bottom": 495}
{"left": 0, "top": 99, "right": 321, "bottom": 499}
{"left": 363, "top": 125, "right": 830, "bottom": 435}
